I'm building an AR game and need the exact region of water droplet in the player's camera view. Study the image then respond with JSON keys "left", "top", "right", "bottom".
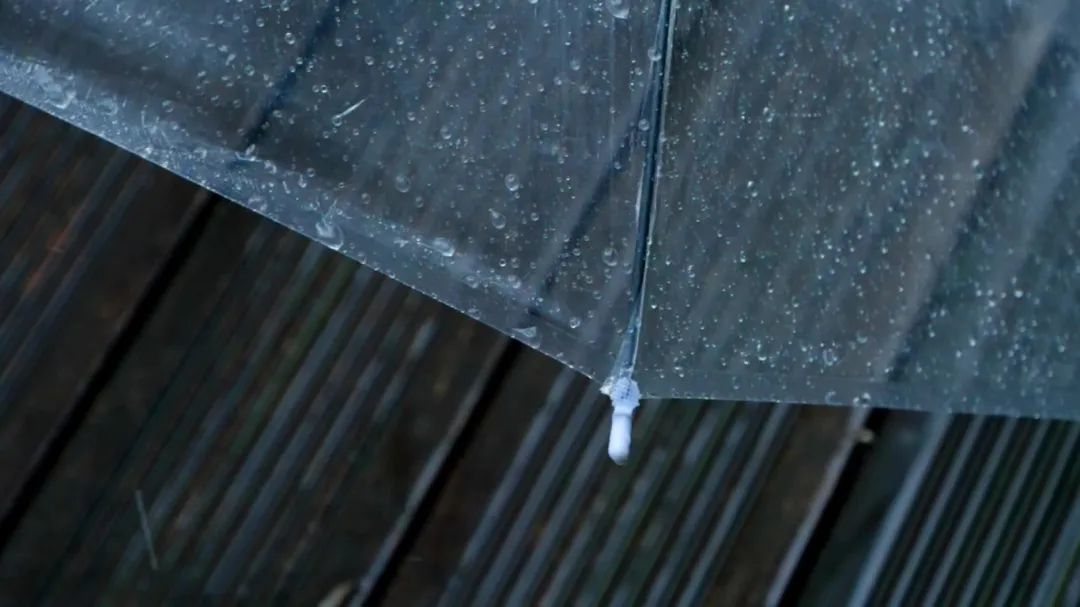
{"left": 331, "top": 114, "right": 343, "bottom": 127}
{"left": 315, "top": 217, "right": 344, "bottom": 250}
{"left": 513, "top": 325, "right": 539, "bottom": 345}
{"left": 504, "top": 173, "right": 520, "bottom": 192}
{"left": 432, "top": 237, "right": 455, "bottom": 258}
{"left": 569, "top": 317, "right": 581, "bottom": 329}
{"left": 439, "top": 125, "right": 453, "bottom": 140}
{"left": 100, "top": 98, "right": 119, "bottom": 116}
{"left": 489, "top": 210, "right": 507, "bottom": 229}
{"left": 602, "top": 247, "right": 619, "bottom": 267}
{"left": 852, "top": 393, "right": 872, "bottom": 407}
{"left": 822, "top": 347, "right": 838, "bottom": 366}
{"left": 647, "top": 46, "right": 662, "bottom": 61}
{"left": 607, "top": 0, "right": 630, "bottom": 19}
{"left": 637, "top": 119, "right": 651, "bottom": 132}
{"left": 284, "top": 32, "right": 296, "bottom": 45}
{"left": 394, "top": 173, "right": 412, "bottom": 193}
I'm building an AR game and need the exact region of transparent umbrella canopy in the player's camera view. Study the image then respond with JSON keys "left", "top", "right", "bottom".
{"left": 2, "top": 0, "right": 1079, "bottom": 460}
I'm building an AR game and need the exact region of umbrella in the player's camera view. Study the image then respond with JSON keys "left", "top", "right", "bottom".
{"left": 2, "top": 0, "right": 1078, "bottom": 461}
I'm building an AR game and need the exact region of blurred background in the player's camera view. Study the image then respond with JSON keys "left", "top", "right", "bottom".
{"left": 0, "top": 93, "right": 1078, "bottom": 605}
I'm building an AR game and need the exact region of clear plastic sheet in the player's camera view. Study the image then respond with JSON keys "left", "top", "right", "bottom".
{"left": 2, "top": 0, "right": 1079, "bottom": 418}
{"left": 0, "top": 0, "right": 663, "bottom": 381}
{"left": 638, "top": 0, "right": 1080, "bottom": 416}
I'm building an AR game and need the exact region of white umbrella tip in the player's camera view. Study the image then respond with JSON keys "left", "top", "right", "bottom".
{"left": 608, "top": 410, "right": 633, "bottom": 464}
{"left": 603, "top": 376, "right": 640, "bottom": 465}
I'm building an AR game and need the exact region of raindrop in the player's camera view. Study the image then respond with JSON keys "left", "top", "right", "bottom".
{"left": 637, "top": 119, "right": 651, "bottom": 132}
{"left": 602, "top": 247, "right": 619, "bottom": 267}
{"left": 489, "top": 210, "right": 507, "bottom": 229}
{"left": 852, "top": 393, "right": 872, "bottom": 407}
{"left": 315, "top": 217, "right": 344, "bottom": 250}
{"left": 432, "top": 237, "right": 455, "bottom": 258}
{"left": 569, "top": 317, "right": 582, "bottom": 329}
{"left": 504, "top": 173, "right": 521, "bottom": 192}
{"left": 394, "top": 173, "right": 412, "bottom": 193}
{"left": 822, "top": 347, "right": 838, "bottom": 366}
{"left": 648, "top": 46, "right": 662, "bottom": 61}
{"left": 607, "top": 0, "right": 630, "bottom": 19}
{"left": 284, "top": 32, "right": 296, "bottom": 45}
{"left": 513, "top": 325, "right": 539, "bottom": 344}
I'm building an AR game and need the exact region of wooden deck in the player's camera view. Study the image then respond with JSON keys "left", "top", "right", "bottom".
{"left": 1, "top": 95, "right": 1078, "bottom": 606}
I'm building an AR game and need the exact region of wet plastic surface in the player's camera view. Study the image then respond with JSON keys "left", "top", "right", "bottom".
{"left": 638, "top": 0, "right": 1080, "bottom": 417}
{"left": 2, "top": 0, "right": 1079, "bottom": 417}
{"left": 0, "top": 0, "right": 664, "bottom": 382}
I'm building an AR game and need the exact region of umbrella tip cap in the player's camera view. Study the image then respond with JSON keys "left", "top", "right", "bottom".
{"left": 608, "top": 411, "right": 633, "bottom": 464}
{"left": 603, "top": 376, "right": 640, "bottom": 465}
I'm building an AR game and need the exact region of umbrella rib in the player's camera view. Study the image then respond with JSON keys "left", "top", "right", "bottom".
{"left": 602, "top": 0, "right": 677, "bottom": 464}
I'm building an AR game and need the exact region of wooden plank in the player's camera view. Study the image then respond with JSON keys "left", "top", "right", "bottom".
{"left": 0, "top": 195, "right": 508, "bottom": 604}
{"left": 380, "top": 377, "right": 857, "bottom": 606}
{"left": 0, "top": 95, "right": 207, "bottom": 526}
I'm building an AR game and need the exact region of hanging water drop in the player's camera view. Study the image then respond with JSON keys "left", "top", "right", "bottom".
{"left": 504, "top": 173, "right": 520, "bottom": 192}
{"left": 513, "top": 325, "right": 539, "bottom": 346}
{"left": 431, "top": 237, "right": 455, "bottom": 258}
{"left": 315, "top": 217, "right": 344, "bottom": 250}
{"left": 602, "top": 246, "right": 619, "bottom": 267}
{"left": 394, "top": 173, "right": 412, "bottom": 193}
{"left": 607, "top": 0, "right": 630, "bottom": 19}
